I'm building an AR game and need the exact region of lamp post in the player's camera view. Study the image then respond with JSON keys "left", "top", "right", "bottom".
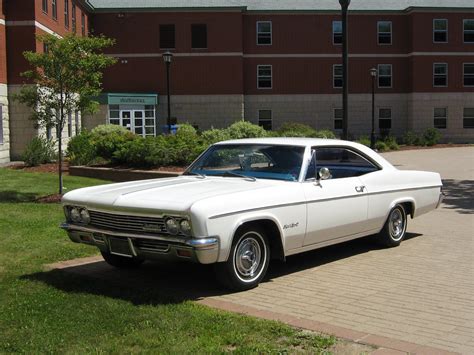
{"left": 339, "top": 0, "right": 350, "bottom": 140}
{"left": 370, "top": 67, "right": 377, "bottom": 149}
{"left": 162, "top": 51, "right": 173, "bottom": 134}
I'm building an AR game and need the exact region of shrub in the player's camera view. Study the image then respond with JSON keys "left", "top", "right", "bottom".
{"left": 67, "top": 131, "right": 97, "bottom": 165}
{"left": 423, "top": 128, "right": 441, "bottom": 146}
{"left": 113, "top": 136, "right": 174, "bottom": 167}
{"left": 356, "top": 136, "right": 371, "bottom": 147}
{"left": 402, "top": 131, "right": 427, "bottom": 146}
{"left": 23, "top": 136, "right": 56, "bottom": 166}
{"left": 201, "top": 128, "right": 231, "bottom": 145}
{"left": 314, "top": 129, "right": 336, "bottom": 139}
{"left": 226, "top": 120, "right": 267, "bottom": 139}
{"left": 384, "top": 135, "right": 400, "bottom": 150}
{"left": 374, "top": 140, "right": 388, "bottom": 152}
{"left": 277, "top": 122, "right": 317, "bottom": 137}
{"left": 90, "top": 124, "right": 137, "bottom": 161}
{"left": 170, "top": 124, "right": 206, "bottom": 165}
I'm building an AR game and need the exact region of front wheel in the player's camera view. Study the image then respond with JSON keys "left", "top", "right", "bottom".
{"left": 378, "top": 204, "right": 408, "bottom": 247}
{"left": 214, "top": 226, "right": 270, "bottom": 291}
{"left": 101, "top": 251, "right": 144, "bottom": 268}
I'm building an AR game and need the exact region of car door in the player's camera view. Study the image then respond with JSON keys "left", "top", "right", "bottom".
{"left": 302, "top": 146, "right": 374, "bottom": 246}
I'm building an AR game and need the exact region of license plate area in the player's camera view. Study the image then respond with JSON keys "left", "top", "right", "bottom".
{"left": 109, "top": 237, "right": 133, "bottom": 258}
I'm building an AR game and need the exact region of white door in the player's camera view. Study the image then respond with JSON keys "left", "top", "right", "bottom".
{"left": 132, "top": 110, "right": 145, "bottom": 136}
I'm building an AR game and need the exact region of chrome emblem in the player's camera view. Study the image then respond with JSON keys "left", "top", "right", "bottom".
{"left": 142, "top": 223, "right": 163, "bottom": 232}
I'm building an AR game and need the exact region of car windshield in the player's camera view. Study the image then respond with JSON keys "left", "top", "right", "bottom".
{"left": 185, "top": 144, "right": 305, "bottom": 181}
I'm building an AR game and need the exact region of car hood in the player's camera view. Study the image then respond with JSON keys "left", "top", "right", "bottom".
{"left": 62, "top": 176, "right": 278, "bottom": 213}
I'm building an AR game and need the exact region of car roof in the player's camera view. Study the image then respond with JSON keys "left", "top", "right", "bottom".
{"left": 215, "top": 137, "right": 396, "bottom": 170}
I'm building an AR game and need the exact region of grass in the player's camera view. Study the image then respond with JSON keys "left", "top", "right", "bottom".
{"left": 0, "top": 168, "right": 336, "bottom": 353}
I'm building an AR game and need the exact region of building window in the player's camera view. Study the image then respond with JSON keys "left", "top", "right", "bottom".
{"left": 333, "top": 64, "right": 342, "bottom": 88}
{"left": 434, "top": 108, "right": 447, "bottom": 129}
{"left": 191, "top": 24, "right": 207, "bottom": 49}
{"left": 67, "top": 112, "right": 72, "bottom": 137}
{"left": 257, "top": 65, "right": 272, "bottom": 89}
{"left": 160, "top": 24, "right": 175, "bottom": 49}
{"left": 74, "top": 110, "right": 80, "bottom": 135}
{"left": 377, "top": 21, "right": 392, "bottom": 45}
{"left": 433, "top": 19, "right": 448, "bottom": 43}
{"left": 464, "top": 63, "right": 474, "bottom": 86}
{"left": 378, "top": 64, "right": 392, "bottom": 88}
{"left": 433, "top": 63, "right": 447, "bottom": 87}
{"left": 43, "top": 43, "right": 49, "bottom": 54}
{"left": 52, "top": 0, "right": 57, "bottom": 20}
{"left": 464, "top": 19, "right": 474, "bottom": 43}
{"left": 464, "top": 108, "right": 474, "bottom": 128}
{"left": 334, "top": 108, "right": 343, "bottom": 130}
{"left": 0, "top": 106, "right": 3, "bottom": 144}
{"left": 379, "top": 108, "right": 392, "bottom": 130}
{"left": 332, "top": 21, "right": 342, "bottom": 45}
{"left": 257, "top": 21, "right": 272, "bottom": 45}
{"left": 64, "top": 0, "right": 69, "bottom": 28}
{"left": 72, "top": 2, "right": 76, "bottom": 33}
{"left": 258, "top": 110, "right": 272, "bottom": 130}
{"left": 46, "top": 125, "right": 52, "bottom": 140}
{"left": 42, "top": 0, "right": 48, "bottom": 13}
{"left": 81, "top": 12, "right": 85, "bottom": 36}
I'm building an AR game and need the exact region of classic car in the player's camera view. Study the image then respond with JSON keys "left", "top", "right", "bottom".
{"left": 61, "top": 138, "right": 443, "bottom": 290}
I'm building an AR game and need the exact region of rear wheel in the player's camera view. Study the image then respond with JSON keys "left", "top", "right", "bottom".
{"left": 378, "top": 204, "right": 407, "bottom": 247}
{"left": 101, "top": 251, "right": 144, "bottom": 268}
{"left": 214, "top": 226, "right": 270, "bottom": 291}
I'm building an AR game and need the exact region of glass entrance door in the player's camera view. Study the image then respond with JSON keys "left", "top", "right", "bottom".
{"left": 108, "top": 105, "right": 156, "bottom": 137}
{"left": 133, "top": 110, "right": 145, "bottom": 136}
{"left": 120, "top": 111, "right": 132, "bottom": 130}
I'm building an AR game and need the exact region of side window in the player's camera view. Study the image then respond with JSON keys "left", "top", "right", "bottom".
{"left": 306, "top": 147, "right": 378, "bottom": 180}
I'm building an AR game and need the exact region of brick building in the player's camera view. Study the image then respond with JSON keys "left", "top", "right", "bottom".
{"left": 1, "top": 0, "right": 474, "bottom": 163}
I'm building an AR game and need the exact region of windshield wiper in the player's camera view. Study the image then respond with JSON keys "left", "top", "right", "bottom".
{"left": 222, "top": 171, "right": 256, "bottom": 181}
{"left": 183, "top": 171, "right": 206, "bottom": 179}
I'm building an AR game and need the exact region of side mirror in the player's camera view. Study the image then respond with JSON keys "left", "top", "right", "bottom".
{"left": 319, "top": 167, "right": 332, "bottom": 180}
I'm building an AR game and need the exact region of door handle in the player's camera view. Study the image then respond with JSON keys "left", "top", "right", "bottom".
{"left": 355, "top": 186, "right": 366, "bottom": 193}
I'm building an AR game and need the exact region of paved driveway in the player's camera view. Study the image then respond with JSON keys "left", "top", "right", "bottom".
{"left": 46, "top": 147, "right": 473, "bottom": 354}
{"left": 205, "top": 147, "right": 474, "bottom": 354}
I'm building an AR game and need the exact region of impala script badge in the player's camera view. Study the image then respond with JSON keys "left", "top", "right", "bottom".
{"left": 142, "top": 224, "right": 163, "bottom": 232}
{"left": 283, "top": 222, "right": 299, "bottom": 229}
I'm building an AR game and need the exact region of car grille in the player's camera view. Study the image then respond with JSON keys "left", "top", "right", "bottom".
{"left": 89, "top": 210, "right": 167, "bottom": 235}
{"left": 134, "top": 239, "right": 170, "bottom": 253}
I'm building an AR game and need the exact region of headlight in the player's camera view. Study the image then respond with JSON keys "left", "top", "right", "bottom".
{"left": 165, "top": 217, "right": 179, "bottom": 235}
{"left": 80, "top": 209, "right": 90, "bottom": 224}
{"left": 179, "top": 219, "right": 192, "bottom": 236}
{"left": 63, "top": 206, "right": 70, "bottom": 221}
{"left": 70, "top": 207, "right": 81, "bottom": 223}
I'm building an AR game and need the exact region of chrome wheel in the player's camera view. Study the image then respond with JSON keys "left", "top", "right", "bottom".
{"left": 233, "top": 232, "right": 266, "bottom": 283}
{"left": 388, "top": 206, "right": 406, "bottom": 241}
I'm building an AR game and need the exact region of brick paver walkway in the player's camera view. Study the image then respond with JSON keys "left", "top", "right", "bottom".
{"left": 47, "top": 147, "right": 474, "bottom": 354}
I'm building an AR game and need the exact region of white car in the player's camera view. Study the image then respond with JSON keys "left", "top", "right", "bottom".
{"left": 61, "top": 138, "right": 443, "bottom": 290}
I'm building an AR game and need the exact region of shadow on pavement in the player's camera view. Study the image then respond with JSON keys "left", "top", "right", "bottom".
{"left": 23, "top": 232, "right": 422, "bottom": 303}
{"left": 441, "top": 179, "right": 474, "bottom": 214}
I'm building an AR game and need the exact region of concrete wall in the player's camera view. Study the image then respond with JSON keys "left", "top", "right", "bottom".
{"left": 0, "top": 84, "right": 10, "bottom": 164}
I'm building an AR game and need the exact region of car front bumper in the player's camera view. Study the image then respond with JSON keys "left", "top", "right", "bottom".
{"left": 60, "top": 222, "right": 220, "bottom": 264}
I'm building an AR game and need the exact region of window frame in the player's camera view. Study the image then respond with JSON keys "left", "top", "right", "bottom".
{"left": 159, "top": 24, "right": 176, "bottom": 49}
{"left": 463, "top": 63, "right": 474, "bottom": 87}
{"left": 333, "top": 64, "right": 343, "bottom": 89}
{"left": 42, "top": 0, "right": 48, "bottom": 14}
{"left": 377, "top": 64, "right": 392, "bottom": 88}
{"left": 52, "top": 0, "right": 57, "bottom": 20}
{"left": 377, "top": 21, "right": 392, "bottom": 45}
{"left": 433, "top": 18, "right": 448, "bottom": 43}
{"left": 332, "top": 20, "right": 342, "bottom": 45}
{"left": 258, "top": 109, "right": 272, "bottom": 131}
{"left": 433, "top": 107, "right": 447, "bottom": 129}
{"left": 378, "top": 107, "right": 392, "bottom": 130}
{"left": 64, "top": 0, "right": 69, "bottom": 28}
{"left": 257, "top": 65, "right": 272, "bottom": 90}
{"left": 191, "top": 24, "right": 207, "bottom": 49}
{"left": 463, "top": 108, "right": 474, "bottom": 129}
{"left": 433, "top": 62, "right": 448, "bottom": 87}
{"left": 463, "top": 19, "right": 474, "bottom": 43}
{"left": 72, "top": 1, "right": 76, "bottom": 33}
{"left": 256, "top": 21, "right": 272, "bottom": 46}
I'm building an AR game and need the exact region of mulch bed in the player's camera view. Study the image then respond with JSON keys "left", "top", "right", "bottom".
{"left": 9, "top": 162, "right": 69, "bottom": 174}
{"left": 35, "top": 194, "right": 63, "bottom": 203}
{"left": 396, "top": 143, "right": 469, "bottom": 151}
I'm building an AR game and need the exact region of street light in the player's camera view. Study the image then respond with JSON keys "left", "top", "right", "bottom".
{"left": 339, "top": 0, "right": 351, "bottom": 140}
{"left": 162, "top": 51, "right": 173, "bottom": 134}
{"left": 370, "top": 67, "right": 377, "bottom": 149}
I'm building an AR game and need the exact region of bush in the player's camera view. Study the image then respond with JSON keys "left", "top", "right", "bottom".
{"left": 374, "top": 140, "right": 388, "bottom": 152}
{"left": 402, "top": 131, "right": 418, "bottom": 145}
{"left": 170, "top": 124, "right": 206, "bottom": 165}
{"left": 90, "top": 124, "right": 137, "bottom": 162}
{"left": 314, "top": 129, "right": 336, "bottom": 139}
{"left": 23, "top": 136, "right": 56, "bottom": 166}
{"left": 356, "top": 136, "right": 371, "bottom": 147}
{"left": 226, "top": 121, "right": 267, "bottom": 139}
{"left": 423, "top": 128, "right": 441, "bottom": 146}
{"left": 67, "top": 131, "right": 97, "bottom": 165}
{"left": 201, "top": 128, "right": 231, "bottom": 145}
{"left": 113, "top": 136, "right": 173, "bottom": 167}
{"left": 384, "top": 135, "right": 399, "bottom": 150}
{"left": 277, "top": 122, "right": 317, "bottom": 137}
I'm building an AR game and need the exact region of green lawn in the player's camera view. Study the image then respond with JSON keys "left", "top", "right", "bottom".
{"left": 0, "top": 168, "right": 335, "bottom": 353}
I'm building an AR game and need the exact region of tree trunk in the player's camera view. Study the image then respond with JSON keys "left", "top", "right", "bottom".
{"left": 58, "top": 124, "right": 63, "bottom": 195}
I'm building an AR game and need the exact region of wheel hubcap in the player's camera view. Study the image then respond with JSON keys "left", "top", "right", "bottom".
{"left": 389, "top": 209, "right": 405, "bottom": 240}
{"left": 235, "top": 237, "right": 262, "bottom": 279}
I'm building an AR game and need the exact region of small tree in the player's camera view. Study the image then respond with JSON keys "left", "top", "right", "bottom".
{"left": 15, "top": 34, "right": 116, "bottom": 194}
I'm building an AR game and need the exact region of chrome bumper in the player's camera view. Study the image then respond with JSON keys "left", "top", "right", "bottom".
{"left": 60, "top": 222, "right": 219, "bottom": 264}
{"left": 436, "top": 191, "right": 446, "bottom": 209}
